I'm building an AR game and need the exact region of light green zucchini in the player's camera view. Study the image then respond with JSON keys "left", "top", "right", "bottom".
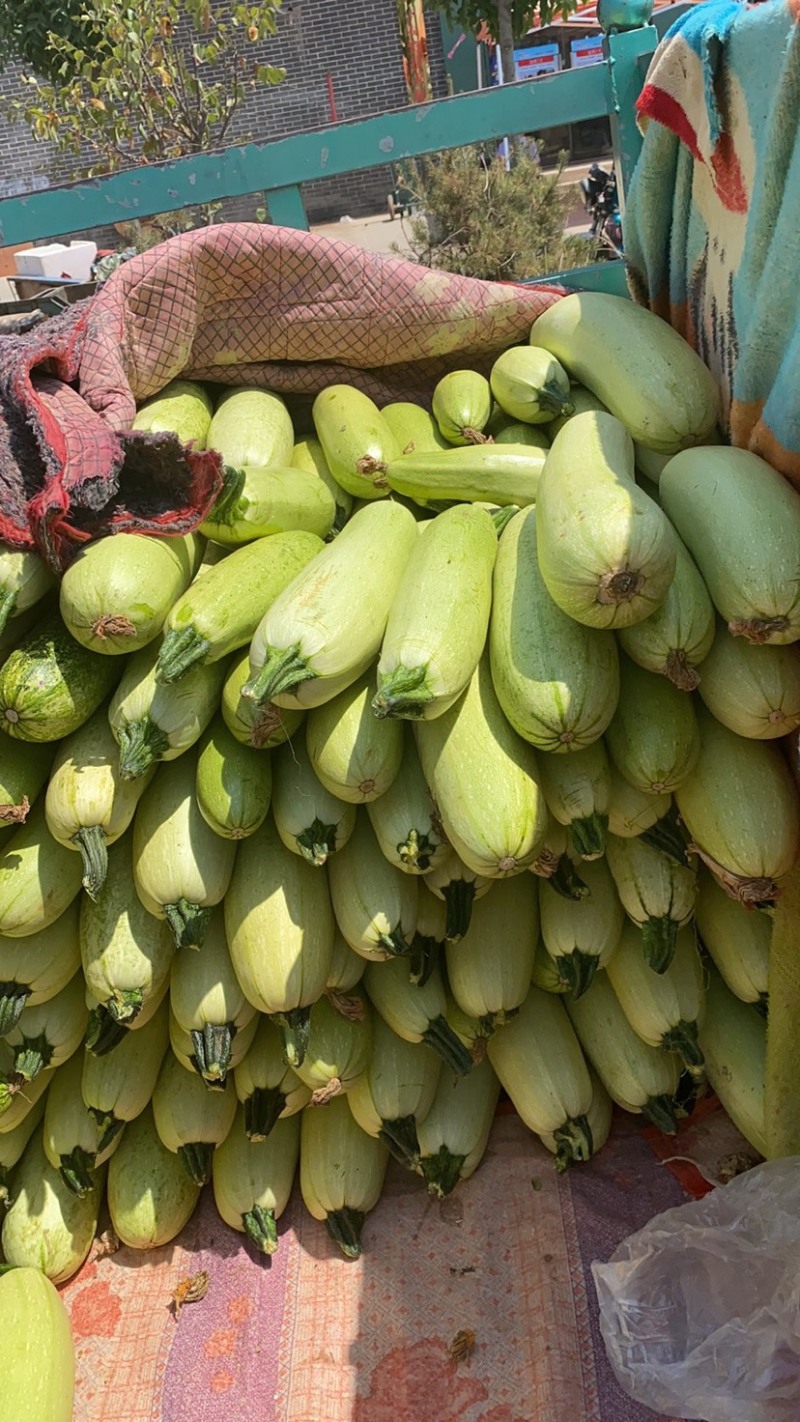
{"left": 195, "top": 716, "right": 273, "bottom": 840}
{"left": 109, "top": 639, "right": 228, "bottom": 780}
{"left": 381, "top": 402, "right": 449, "bottom": 455}
{"left": 59, "top": 532, "right": 203, "bottom": 656}
{"left": 290, "top": 990, "right": 373, "bottom": 1102}
{"left": 695, "top": 868, "right": 770, "bottom": 1008}
{"left": 328, "top": 810, "right": 419, "bottom": 962}
{"left": 84, "top": 979, "right": 169, "bottom": 1059}
{"left": 529, "top": 818, "right": 590, "bottom": 901}
{"left": 697, "top": 968, "right": 766, "bottom": 1157}
{"left": 675, "top": 705, "right": 800, "bottom": 903}
{"left": 169, "top": 1008, "right": 258, "bottom": 1084}
{"left": 565, "top": 973, "right": 681, "bottom": 1132}
{"left": 547, "top": 384, "right": 608, "bottom": 440}
{"left": 407, "top": 886, "right": 447, "bottom": 987}
{"left": 617, "top": 537, "right": 715, "bottom": 691}
{"left": 0, "top": 903, "right": 80, "bottom": 1036}
{"left": 606, "top": 833, "right": 697, "bottom": 973}
{"left": 607, "top": 765, "right": 672, "bottom": 839}
{"left": 485, "top": 407, "right": 551, "bottom": 448}
{"left": 272, "top": 734, "right": 355, "bottom": 866}
{"left": 490, "top": 507, "right": 619, "bottom": 751}
{"left": 328, "top": 931, "right": 367, "bottom": 994}
{"left": 432, "top": 369, "right": 492, "bottom": 445}
{"left": 208, "top": 387, "right": 294, "bottom": 470}
{"left": 1, "top": 1129, "right": 104, "bottom": 1283}
{"left": 107, "top": 1103, "right": 201, "bottom": 1247}
{"left": 540, "top": 857, "right": 624, "bottom": 997}
{"left": 0, "top": 611, "right": 120, "bottom": 743}
{"left": 415, "top": 657, "right": 548, "bottom": 877}
{"left": 366, "top": 729, "right": 448, "bottom": 875}
{"left": 245, "top": 501, "right": 417, "bottom": 709}
{"left": 606, "top": 656, "right": 700, "bottom": 795}
{"left": 386, "top": 443, "right": 545, "bottom": 507}
{"left": 536, "top": 412, "right": 676, "bottom": 629}
{"left": 0, "top": 738, "right": 53, "bottom": 831}
{"left": 0, "top": 799, "right": 83, "bottom": 939}
{"left": 152, "top": 1049, "right": 237, "bottom": 1184}
{"left": 200, "top": 466, "right": 335, "bottom": 545}
{"left": 696, "top": 622, "right": 800, "bottom": 739}
{"left": 43, "top": 1051, "right": 122, "bottom": 1195}
{"left": 222, "top": 648, "right": 304, "bottom": 749}
{"left": 347, "top": 1015, "right": 440, "bottom": 1169}
{"left": 416, "top": 1054, "right": 500, "bottom": 1195}
{"left": 540, "top": 1067, "right": 613, "bottom": 1167}
{"left": 373, "top": 504, "right": 496, "bottom": 720}
{"left": 213, "top": 1107, "right": 300, "bottom": 1253}
{"left": 538, "top": 741, "right": 611, "bottom": 860}
{"left": 234, "top": 1016, "right": 311, "bottom": 1139}
{"left": 81, "top": 996, "right": 169, "bottom": 1149}
{"left": 0, "top": 544, "right": 55, "bottom": 636}
{"left": 660, "top": 445, "right": 800, "bottom": 645}
{"left": 0, "top": 1093, "right": 45, "bottom": 1200}
{"left": 424, "top": 847, "right": 493, "bottom": 943}
{"left": 445, "top": 873, "right": 539, "bottom": 1030}
{"left": 531, "top": 937, "right": 569, "bottom": 994}
{"left": 490, "top": 344, "right": 572, "bottom": 423}
{"left": 300, "top": 1092, "right": 389, "bottom": 1258}
{"left": 607, "top": 922, "right": 705, "bottom": 1075}
{"left": 169, "top": 906, "right": 257, "bottom": 1088}
{"left": 157, "top": 530, "right": 324, "bottom": 683}
{"left": 307, "top": 668, "right": 404, "bottom": 804}
{"left": 225, "top": 816, "right": 334, "bottom": 1061}
{"left": 3, "top": 972, "right": 87, "bottom": 1090}
{"left": 529, "top": 291, "right": 720, "bottom": 453}
{"left": 312, "top": 384, "right": 401, "bottom": 498}
{"left": 133, "top": 751, "right": 238, "bottom": 949}
{"left": 0, "top": 1042, "right": 53, "bottom": 1134}
{"left": 292, "top": 436, "right": 354, "bottom": 533}
{"left": 132, "top": 378, "right": 213, "bottom": 446}
{"left": 364, "top": 958, "right": 472, "bottom": 1075}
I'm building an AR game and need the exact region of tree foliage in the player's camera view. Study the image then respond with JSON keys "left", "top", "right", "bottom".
{"left": 0, "top": 0, "right": 99, "bottom": 83}
{"left": 396, "top": 143, "right": 593, "bottom": 283}
{"left": 433, "top": 0, "right": 577, "bottom": 41}
{"left": 3, "top": 0, "right": 285, "bottom": 176}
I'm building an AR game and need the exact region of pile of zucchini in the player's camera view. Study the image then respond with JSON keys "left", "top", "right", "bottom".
{"left": 0, "top": 290, "right": 795, "bottom": 1282}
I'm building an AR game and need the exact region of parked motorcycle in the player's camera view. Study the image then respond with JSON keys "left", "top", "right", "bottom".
{"left": 580, "top": 164, "right": 623, "bottom": 259}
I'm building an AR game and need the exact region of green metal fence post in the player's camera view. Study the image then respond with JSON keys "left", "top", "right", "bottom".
{"left": 266, "top": 185, "right": 309, "bottom": 230}
{"left": 604, "top": 24, "right": 658, "bottom": 209}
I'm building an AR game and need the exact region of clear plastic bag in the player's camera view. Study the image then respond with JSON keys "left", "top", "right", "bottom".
{"left": 592, "top": 1159, "right": 800, "bottom": 1421}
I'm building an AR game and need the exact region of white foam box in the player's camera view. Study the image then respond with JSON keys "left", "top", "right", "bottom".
{"left": 14, "top": 240, "right": 97, "bottom": 282}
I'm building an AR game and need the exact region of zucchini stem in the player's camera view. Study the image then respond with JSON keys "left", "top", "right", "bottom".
{"left": 89, "top": 1108, "right": 125, "bottom": 1154}
{"left": 325, "top": 1206, "right": 366, "bottom": 1259}
{"left": 277, "top": 1006, "right": 312, "bottom": 1068}
{"left": 156, "top": 627, "right": 212, "bottom": 684}
{"left": 641, "top": 1093, "right": 678, "bottom": 1135}
{"left": 295, "top": 818, "right": 339, "bottom": 867}
{"left": 549, "top": 857, "right": 590, "bottom": 901}
{"left": 244, "top": 1085, "right": 287, "bottom": 1141}
{"left": 665, "top": 648, "right": 701, "bottom": 692}
{"left": 539, "top": 384, "right": 574, "bottom": 418}
{"left": 641, "top": 809, "right": 691, "bottom": 866}
{"left": 11, "top": 1033, "right": 53, "bottom": 1082}
{"left": 421, "top": 1145, "right": 466, "bottom": 1198}
{"left": 0, "top": 589, "right": 17, "bottom": 634}
{"left": 490, "top": 505, "right": 519, "bottom": 536}
{"left": 204, "top": 464, "right": 247, "bottom": 524}
{"left": 117, "top": 717, "right": 169, "bottom": 780}
{"left": 641, "top": 915, "right": 678, "bottom": 974}
{"left": 409, "top": 933, "right": 439, "bottom": 988}
{"left": 372, "top": 666, "right": 434, "bottom": 720}
{"left": 377, "top": 928, "right": 412, "bottom": 957}
{"left": 0, "top": 984, "right": 30, "bottom": 1036}
{"left": 397, "top": 828, "right": 438, "bottom": 873}
{"left": 568, "top": 813, "right": 608, "bottom": 862}
{"left": 558, "top": 949, "right": 599, "bottom": 1000}
{"left": 178, "top": 1140, "right": 214, "bottom": 1186}
{"left": 422, "top": 1014, "right": 473, "bottom": 1076}
{"left": 662, "top": 1019, "right": 705, "bottom": 1074}
{"left": 59, "top": 1147, "right": 97, "bottom": 1198}
{"left": 73, "top": 824, "right": 108, "bottom": 900}
{"left": 107, "top": 989, "right": 144, "bottom": 1025}
{"left": 86, "top": 1005, "right": 129, "bottom": 1056}
{"left": 243, "top": 646, "right": 312, "bottom": 705}
{"left": 190, "top": 1022, "right": 234, "bottom": 1087}
{"left": 243, "top": 1205, "right": 278, "bottom": 1255}
{"left": 163, "top": 898, "right": 212, "bottom": 951}
{"left": 552, "top": 1114, "right": 594, "bottom": 1173}
{"left": 441, "top": 879, "right": 476, "bottom": 943}
{"left": 379, "top": 1114, "right": 422, "bottom": 1169}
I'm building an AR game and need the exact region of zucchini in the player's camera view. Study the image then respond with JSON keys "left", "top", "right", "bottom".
{"left": 81, "top": 833, "right": 175, "bottom": 1036}
{"left": 109, "top": 639, "right": 228, "bottom": 780}
{"left": 408, "top": 886, "right": 447, "bottom": 987}
{"left": 364, "top": 957, "right": 472, "bottom": 1076}
{"left": 660, "top": 445, "right": 800, "bottom": 645}
{"left": 347, "top": 1015, "right": 440, "bottom": 1168}
{"left": 328, "top": 810, "right": 419, "bottom": 961}
{"left": 487, "top": 986, "right": 594, "bottom": 1167}
{"left": 531, "top": 936, "right": 570, "bottom": 994}
{"left": 694, "top": 867, "right": 770, "bottom": 1007}
{"left": 170, "top": 1007, "right": 258, "bottom": 1083}
{"left": 381, "top": 402, "right": 449, "bottom": 455}
{"left": 234, "top": 1017, "right": 311, "bottom": 1139}
{"left": 59, "top": 532, "right": 202, "bottom": 656}
{"left": 547, "top": 384, "right": 608, "bottom": 440}
{"left": 374, "top": 504, "right": 496, "bottom": 720}
{"left": 566, "top": 973, "right": 681, "bottom": 1131}
{"left": 432, "top": 370, "right": 492, "bottom": 445}
{"left": 213, "top": 1107, "right": 300, "bottom": 1253}
{"left": 490, "top": 344, "right": 572, "bottom": 423}
{"left": 0, "top": 544, "right": 55, "bottom": 635}
{"left": 486, "top": 414, "right": 550, "bottom": 449}
{"left": 424, "top": 847, "right": 493, "bottom": 943}
{"left": 208, "top": 386, "right": 294, "bottom": 470}
{"left": 538, "top": 740, "right": 611, "bottom": 860}
{"left": 45, "top": 706, "right": 152, "bottom": 898}
{"left": 1, "top": 1129, "right": 103, "bottom": 1283}
{"left": 416, "top": 1054, "right": 500, "bottom": 1195}
{"left": 245, "top": 501, "right": 417, "bottom": 709}
{"left": 696, "top": 621, "right": 800, "bottom": 739}
{"left": 605, "top": 832, "right": 698, "bottom": 973}
{"left": 415, "top": 657, "right": 548, "bottom": 877}
{"left": 0, "top": 902, "right": 80, "bottom": 1036}
{"left": 606, "top": 921, "right": 706, "bottom": 1074}
{"left": 445, "top": 873, "right": 539, "bottom": 1029}
{"left": 366, "top": 729, "right": 448, "bottom": 875}
{"left": 0, "top": 734, "right": 52, "bottom": 831}
{"left": 81, "top": 995, "right": 169, "bottom": 1149}
{"left": 0, "top": 596, "right": 55, "bottom": 675}
{"left": 0, "top": 1093, "right": 45, "bottom": 1201}
{"left": 170, "top": 906, "right": 257, "bottom": 1087}
{"left": 201, "top": 465, "right": 335, "bottom": 545}
{"left": 292, "top": 436, "right": 353, "bottom": 533}
{"left": 152, "top": 1049, "right": 237, "bottom": 1184}
{"left": 328, "top": 931, "right": 367, "bottom": 994}
{"left": 157, "top": 530, "right": 323, "bottom": 683}
{"left": 0, "top": 1043, "right": 52, "bottom": 1133}
{"left": 291, "top": 990, "right": 373, "bottom": 1102}
{"left": 85, "top": 977, "right": 169, "bottom": 1059}
{"left": 0, "top": 612, "right": 120, "bottom": 742}
{"left": 606, "top": 656, "right": 700, "bottom": 795}
{"left": 529, "top": 291, "right": 720, "bottom": 453}
{"left": 272, "top": 734, "right": 356, "bottom": 865}
{"left": 535, "top": 412, "right": 676, "bottom": 629}
{"left": 3, "top": 972, "right": 86, "bottom": 1088}
{"left": 133, "top": 751, "right": 238, "bottom": 949}
{"left": 675, "top": 706, "right": 800, "bottom": 903}
{"left": 443, "top": 989, "right": 492, "bottom": 1063}
{"left": 132, "top": 378, "right": 213, "bottom": 446}
{"left": 607, "top": 765, "right": 672, "bottom": 839}
{"left": 540, "top": 1067, "right": 612, "bottom": 1167}
{"left": 540, "top": 857, "right": 624, "bottom": 997}
{"left": 528, "top": 818, "right": 589, "bottom": 900}
{"left": 617, "top": 537, "right": 715, "bottom": 690}
{"left": 225, "top": 816, "right": 334, "bottom": 1060}
{"left": 490, "top": 507, "right": 619, "bottom": 752}
{"left": 307, "top": 668, "right": 403, "bottom": 804}
{"left": 312, "top": 384, "right": 401, "bottom": 498}
{"left": 300, "top": 1093, "right": 389, "bottom": 1257}
{"left": 697, "top": 967, "right": 767, "bottom": 1157}
{"left": 0, "top": 799, "right": 83, "bottom": 939}
{"left": 195, "top": 716, "right": 273, "bottom": 841}
{"left": 43, "top": 1050, "right": 121, "bottom": 1195}
{"left": 386, "top": 444, "right": 545, "bottom": 507}
{"left": 222, "top": 648, "right": 304, "bottom": 749}
{"left": 107, "top": 1103, "right": 201, "bottom": 1248}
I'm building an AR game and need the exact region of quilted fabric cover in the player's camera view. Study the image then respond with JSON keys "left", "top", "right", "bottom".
{"left": 0, "top": 222, "right": 561, "bottom": 571}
